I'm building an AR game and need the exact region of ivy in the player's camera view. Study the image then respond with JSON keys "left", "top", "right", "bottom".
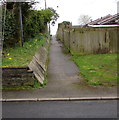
{"left": 4, "top": 10, "right": 18, "bottom": 48}
{"left": 2, "top": 2, "right": 59, "bottom": 48}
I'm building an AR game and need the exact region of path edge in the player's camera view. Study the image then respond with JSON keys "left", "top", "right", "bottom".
{"left": 1, "top": 97, "right": 119, "bottom": 102}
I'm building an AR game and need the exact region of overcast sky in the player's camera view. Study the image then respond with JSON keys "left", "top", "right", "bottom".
{"left": 35, "top": 0, "right": 118, "bottom": 35}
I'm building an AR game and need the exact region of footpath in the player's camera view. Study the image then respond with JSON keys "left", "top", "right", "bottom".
{"left": 2, "top": 36, "right": 118, "bottom": 102}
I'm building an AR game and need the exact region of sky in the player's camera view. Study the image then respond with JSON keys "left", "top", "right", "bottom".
{"left": 34, "top": 0, "right": 118, "bottom": 35}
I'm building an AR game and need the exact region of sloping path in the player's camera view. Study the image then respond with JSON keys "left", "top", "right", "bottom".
{"left": 3, "top": 36, "right": 117, "bottom": 99}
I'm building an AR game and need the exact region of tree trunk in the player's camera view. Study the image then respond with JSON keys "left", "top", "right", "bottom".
{"left": 12, "top": 3, "right": 22, "bottom": 47}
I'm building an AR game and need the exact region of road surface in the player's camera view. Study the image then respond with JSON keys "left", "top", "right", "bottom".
{"left": 2, "top": 100, "right": 118, "bottom": 118}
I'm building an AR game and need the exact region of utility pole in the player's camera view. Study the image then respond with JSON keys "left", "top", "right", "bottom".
{"left": 2, "top": 1, "right": 6, "bottom": 41}
{"left": 44, "top": 0, "right": 46, "bottom": 9}
{"left": 48, "top": 22, "right": 50, "bottom": 35}
{"left": 19, "top": 3, "right": 24, "bottom": 47}
{"left": 1, "top": 1, "right": 6, "bottom": 53}
{"left": 44, "top": 0, "right": 50, "bottom": 34}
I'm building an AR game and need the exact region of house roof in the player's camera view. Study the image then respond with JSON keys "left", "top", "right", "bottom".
{"left": 87, "top": 13, "right": 119, "bottom": 25}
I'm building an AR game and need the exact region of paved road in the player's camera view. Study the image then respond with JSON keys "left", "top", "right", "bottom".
{"left": 3, "top": 36, "right": 117, "bottom": 99}
{"left": 2, "top": 100, "right": 118, "bottom": 118}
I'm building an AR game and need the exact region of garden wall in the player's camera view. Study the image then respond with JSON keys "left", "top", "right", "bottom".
{"left": 28, "top": 38, "right": 50, "bottom": 84}
{"left": 2, "top": 67, "right": 35, "bottom": 89}
{"left": 57, "top": 24, "right": 118, "bottom": 54}
{"left": 2, "top": 37, "right": 50, "bottom": 88}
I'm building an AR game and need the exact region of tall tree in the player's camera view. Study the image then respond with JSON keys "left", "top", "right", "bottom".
{"left": 2, "top": 1, "right": 59, "bottom": 48}
{"left": 48, "top": 7, "right": 59, "bottom": 26}
{"left": 78, "top": 14, "right": 91, "bottom": 25}
{"left": 2, "top": 1, "right": 36, "bottom": 47}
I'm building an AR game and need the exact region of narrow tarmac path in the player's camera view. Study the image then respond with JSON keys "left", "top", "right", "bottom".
{"left": 3, "top": 36, "right": 117, "bottom": 99}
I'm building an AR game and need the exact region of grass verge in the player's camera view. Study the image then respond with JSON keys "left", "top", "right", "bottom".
{"left": 2, "top": 33, "right": 47, "bottom": 67}
{"left": 72, "top": 54, "right": 117, "bottom": 86}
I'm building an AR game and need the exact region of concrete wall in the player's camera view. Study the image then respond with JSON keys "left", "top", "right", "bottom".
{"left": 57, "top": 24, "right": 118, "bottom": 54}
{"left": 28, "top": 38, "right": 50, "bottom": 84}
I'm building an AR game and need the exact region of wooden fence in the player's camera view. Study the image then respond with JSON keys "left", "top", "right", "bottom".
{"left": 57, "top": 24, "right": 118, "bottom": 54}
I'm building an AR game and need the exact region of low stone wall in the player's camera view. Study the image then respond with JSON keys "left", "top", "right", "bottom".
{"left": 57, "top": 24, "right": 118, "bottom": 54}
{"left": 2, "top": 67, "right": 35, "bottom": 88}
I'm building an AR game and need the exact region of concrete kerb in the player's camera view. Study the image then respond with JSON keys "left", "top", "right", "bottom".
{"left": 1, "top": 97, "right": 119, "bottom": 102}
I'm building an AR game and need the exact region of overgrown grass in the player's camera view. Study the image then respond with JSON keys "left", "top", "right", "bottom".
{"left": 2, "top": 34, "right": 47, "bottom": 67}
{"left": 2, "top": 34, "right": 49, "bottom": 90}
{"left": 72, "top": 54, "right": 117, "bottom": 86}
{"left": 2, "top": 79, "right": 48, "bottom": 90}
{"left": 32, "top": 79, "right": 48, "bottom": 89}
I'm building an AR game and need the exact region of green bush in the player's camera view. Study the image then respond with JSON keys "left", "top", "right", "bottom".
{"left": 23, "top": 9, "right": 55, "bottom": 40}
{"left": 61, "top": 21, "right": 71, "bottom": 25}
{"left": 2, "top": 2, "right": 59, "bottom": 48}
